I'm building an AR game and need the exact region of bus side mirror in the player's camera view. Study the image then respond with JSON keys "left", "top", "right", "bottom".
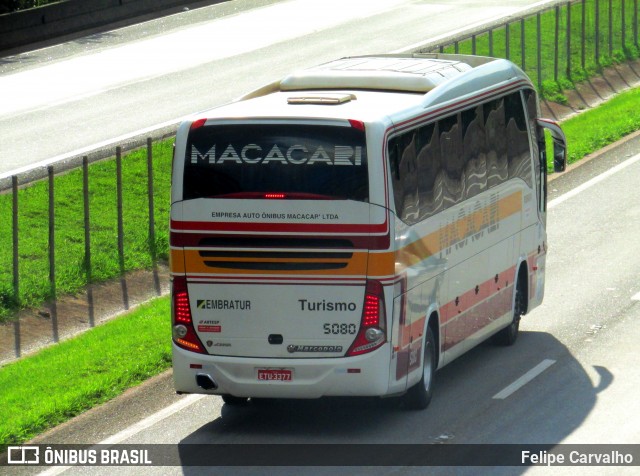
{"left": 552, "top": 138, "right": 566, "bottom": 173}
{"left": 537, "top": 118, "right": 567, "bottom": 173}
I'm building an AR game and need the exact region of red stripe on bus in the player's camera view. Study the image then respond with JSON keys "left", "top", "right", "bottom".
{"left": 440, "top": 265, "right": 518, "bottom": 326}
{"left": 442, "top": 286, "right": 514, "bottom": 351}
{"left": 170, "top": 219, "right": 388, "bottom": 234}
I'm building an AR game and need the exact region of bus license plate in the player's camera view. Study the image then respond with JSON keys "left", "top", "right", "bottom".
{"left": 257, "top": 369, "right": 293, "bottom": 381}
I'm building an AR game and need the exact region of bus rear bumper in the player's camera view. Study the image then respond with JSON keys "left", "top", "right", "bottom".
{"left": 172, "top": 343, "right": 392, "bottom": 399}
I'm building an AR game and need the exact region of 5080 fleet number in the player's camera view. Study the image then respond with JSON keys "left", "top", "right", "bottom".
{"left": 323, "top": 323, "right": 357, "bottom": 335}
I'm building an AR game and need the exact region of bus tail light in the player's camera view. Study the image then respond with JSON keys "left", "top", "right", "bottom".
{"left": 349, "top": 119, "right": 365, "bottom": 131}
{"left": 347, "top": 280, "right": 387, "bottom": 356}
{"left": 172, "top": 276, "right": 207, "bottom": 354}
{"left": 190, "top": 118, "right": 207, "bottom": 130}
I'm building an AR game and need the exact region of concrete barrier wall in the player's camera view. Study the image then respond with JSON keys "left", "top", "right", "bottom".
{"left": 0, "top": 0, "right": 221, "bottom": 51}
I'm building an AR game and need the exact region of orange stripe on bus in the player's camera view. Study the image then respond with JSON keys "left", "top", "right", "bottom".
{"left": 170, "top": 249, "right": 186, "bottom": 274}
{"left": 177, "top": 249, "right": 369, "bottom": 276}
{"left": 397, "top": 191, "right": 522, "bottom": 269}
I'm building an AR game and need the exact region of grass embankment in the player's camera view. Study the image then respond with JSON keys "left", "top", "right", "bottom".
{"left": 2, "top": 86, "right": 640, "bottom": 449}
{"left": 562, "top": 87, "right": 640, "bottom": 162}
{"left": 0, "top": 297, "right": 171, "bottom": 451}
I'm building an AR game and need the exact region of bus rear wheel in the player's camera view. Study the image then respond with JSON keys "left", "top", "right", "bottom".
{"left": 403, "top": 325, "right": 436, "bottom": 410}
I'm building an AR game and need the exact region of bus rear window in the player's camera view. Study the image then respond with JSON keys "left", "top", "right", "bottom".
{"left": 184, "top": 123, "right": 368, "bottom": 201}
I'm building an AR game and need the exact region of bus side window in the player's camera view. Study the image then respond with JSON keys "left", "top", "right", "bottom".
{"left": 461, "top": 105, "right": 487, "bottom": 199}
{"left": 400, "top": 132, "right": 418, "bottom": 222}
{"left": 484, "top": 98, "right": 507, "bottom": 188}
{"left": 523, "top": 88, "right": 547, "bottom": 212}
{"left": 389, "top": 137, "right": 400, "bottom": 180}
{"left": 389, "top": 131, "right": 419, "bottom": 222}
{"left": 387, "top": 137, "right": 402, "bottom": 214}
{"left": 388, "top": 136, "right": 405, "bottom": 218}
{"left": 537, "top": 126, "right": 548, "bottom": 211}
{"left": 505, "top": 91, "right": 532, "bottom": 186}
{"left": 439, "top": 114, "right": 463, "bottom": 207}
{"left": 416, "top": 122, "right": 442, "bottom": 220}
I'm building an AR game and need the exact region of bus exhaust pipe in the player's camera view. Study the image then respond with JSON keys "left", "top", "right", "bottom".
{"left": 196, "top": 373, "right": 218, "bottom": 390}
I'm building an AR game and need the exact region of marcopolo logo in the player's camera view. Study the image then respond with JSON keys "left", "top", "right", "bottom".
{"left": 191, "top": 144, "right": 362, "bottom": 166}
{"left": 287, "top": 344, "right": 343, "bottom": 353}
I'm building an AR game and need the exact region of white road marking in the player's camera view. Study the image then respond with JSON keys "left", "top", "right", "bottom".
{"left": 548, "top": 153, "right": 640, "bottom": 209}
{"left": 632, "top": 291, "right": 640, "bottom": 301}
{"left": 37, "top": 393, "right": 205, "bottom": 476}
{"left": 492, "top": 359, "right": 556, "bottom": 400}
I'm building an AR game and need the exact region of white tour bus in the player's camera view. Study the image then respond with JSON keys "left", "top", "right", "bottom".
{"left": 170, "top": 54, "right": 566, "bottom": 409}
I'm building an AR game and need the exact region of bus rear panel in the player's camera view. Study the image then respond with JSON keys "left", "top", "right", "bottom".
{"left": 171, "top": 118, "right": 394, "bottom": 398}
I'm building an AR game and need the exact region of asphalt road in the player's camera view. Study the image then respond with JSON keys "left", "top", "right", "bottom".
{"left": 10, "top": 131, "right": 639, "bottom": 476}
{"left": 0, "top": 0, "right": 558, "bottom": 179}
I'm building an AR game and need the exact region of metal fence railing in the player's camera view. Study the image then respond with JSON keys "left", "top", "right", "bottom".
{"left": 421, "top": 0, "right": 639, "bottom": 94}
{"left": 1, "top": 138, "right": 171, "bottom": 362}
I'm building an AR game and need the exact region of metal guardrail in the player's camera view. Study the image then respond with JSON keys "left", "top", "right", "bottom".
{"left": 1, "top": 138, "right": 164, "bottom": 361}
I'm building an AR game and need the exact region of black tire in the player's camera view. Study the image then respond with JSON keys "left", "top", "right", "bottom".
{"left": 493, "top": 278, "right": 525, "bottom": 346}
{"left": 403, "top": 325, "right": 436, "bottom": 410}
{"left": 222, "top": 394, "right": 249, "bottom": 406}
